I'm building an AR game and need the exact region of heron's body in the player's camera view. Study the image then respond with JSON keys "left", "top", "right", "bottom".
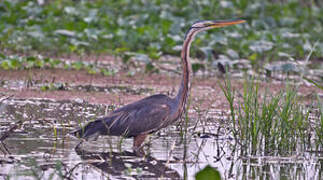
{"left": 79, "top": 94, "right": 175, "bottom": 138}
{"left": 73, "top": 19, "right": 245, "bottom": 155}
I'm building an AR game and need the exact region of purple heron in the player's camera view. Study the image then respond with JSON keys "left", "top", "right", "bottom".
{"left": 73, "top": 19, "right": 245, "bottom": 156}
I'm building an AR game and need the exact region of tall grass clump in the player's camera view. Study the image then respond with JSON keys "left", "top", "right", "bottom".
{"left": 10, "top": 158, "right": 65, "bottom": 180}
{"left": 315, "top": 96, "right": 323, "bottom": 151}
{"left": 220, "top": 77, "right": 322, "bottom": 156}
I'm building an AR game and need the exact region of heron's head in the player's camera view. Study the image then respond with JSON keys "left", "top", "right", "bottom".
{"left": 182, "top": 19, "right": 245, "bottom": 57}
{"left": 184, "top": 19, "right": 245, "bottom": 40}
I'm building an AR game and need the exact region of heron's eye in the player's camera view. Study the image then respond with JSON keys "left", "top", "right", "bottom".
{"left": 204, "top": 22, "right": 214, "bottom": 27}
{"left": 194, "top": 23, "right": 205, "bottom": 28}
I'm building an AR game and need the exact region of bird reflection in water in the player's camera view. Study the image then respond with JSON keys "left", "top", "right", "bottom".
{"left": 73, "top": 143, "right": 180, "bottom": 179}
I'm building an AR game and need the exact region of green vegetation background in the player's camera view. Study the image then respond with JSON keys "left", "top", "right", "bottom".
{"left": 0, "top": 0, "right": 322, "bottom": 67}
{"left": 0, "top": 0, "right": 322, "bottom": 168}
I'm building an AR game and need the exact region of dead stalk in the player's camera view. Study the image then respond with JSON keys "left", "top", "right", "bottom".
{"left": 0, "top": 120, "right": 23, "bottom": 141}
{"left": 0, "top": 95, "right": 13, "bottom": 103}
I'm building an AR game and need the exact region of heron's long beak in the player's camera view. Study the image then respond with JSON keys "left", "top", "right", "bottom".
{"left": 210, "top": 19, "right": 246, "bottom": 28}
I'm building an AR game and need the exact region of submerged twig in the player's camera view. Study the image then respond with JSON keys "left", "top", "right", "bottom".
{"left": 154, "top": 63, "right": 181, "bottom": 75}
{"left": 0, "top": 142, "right": 11, "bottom": 154}
{"left": 0, "top": 120, "right": 23, "bottom": 141}
{"left": 0, "top": 95, "right": 14, "bottom": 103}
{"left": 166, "top": 140, "right": 177, "bottom": 165}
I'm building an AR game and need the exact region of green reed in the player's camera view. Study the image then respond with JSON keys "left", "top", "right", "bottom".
{"left": 9, "top": 158, "right": 65, "bottom": 180}
{"left": 315, "top": 96, "right": 323, "bottom": 151}
{"left": 220, "top": 77, "right": 322, "bottom": 156}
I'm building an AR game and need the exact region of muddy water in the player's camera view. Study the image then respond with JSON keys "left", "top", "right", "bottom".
{"left": 0, "top": 98, "right": 322, "bottom": 180}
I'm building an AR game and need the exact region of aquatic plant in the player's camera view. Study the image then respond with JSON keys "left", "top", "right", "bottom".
{"left": 221, "top": 77, "right": 322, "bottom": 156}
{"left": 195, "top": 165, "right": 221, "bottom": 180}
{"left": 0, "top": 53, "right": 115, "bottom": 78}
{"left": 9, "top": 158, "right": 66, "bottom": 180}
{"left": 315, "top": 96, "right": 323, "bottom": 151}
{"left": 0, "top": 0, "right": 322, "bottom": 65}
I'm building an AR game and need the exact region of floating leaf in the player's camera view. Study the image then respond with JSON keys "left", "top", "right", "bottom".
{"left": 0, "top": 53, "right": 6, "bottom": 59}
{"left": 54, "top": 30, "right": 76, "bottom": 37}
{"left": 71, "top": 62, "right": 84, "bottom": 70}
{"left": 195, "top": 165, "right": 221, "bottom": 180}
{"left": 84, "top": 28, "right": 100, "bottom": 40}
{"left": 192, "top": 63, "right": 205, "bottom": 73}
{"left": 279, "top": 17, "right": 297, "bottom": 26}
{"left": 70, "top": 39, "right": 90, "bottom": 47}
{"left": 40, "top": 85, "right": 49, "bottom": 91}
{"left": 1, "top": 61, "right": 10, "bottom": 70}
{"left": 35, "top": 59, "right": 44, "bottom": 68}
{"left": 303, "top": 41, "right": 312, "bottom": 51}
{"left": 125, "top": 52, "right": 151, "bottom": 64}
{"left": 50, "top": 59, "right": 62, "bottom": 68}
{"left": 27, "top": 31, "right": 44, "bottom": 39}
{"left": 9, "top": 58, "right": 21, "bottom": 69}
{"left": 278, "top": 52, "right": 295, "bottom": 61}
{"left": 87, "top": 68, "right": 97, "bottom": 75}
{"left": 248, "top": 53, "right": 258, "bottom": 62}
{"left": 210, "top": 33, "right": 228, "bottom": 45}
{"left": 249, "top": 40, "right": 274, "bottom": 53}
{"left": 265, "top": 62, "right": 301, "bottom": 73}
{"left": 145, "top": 63, "right": 155, "bottom": 73}
{"left": 64, "top": 6, "right": 78, "bottom": 15}
{"left": 226, "top": 49, "right": 239, "bottom": 59}
{"left": 84, "top": 9, "right": 98, "bottom": 23}
{"left": 281, "top": 32, "right": 300, "bottom": 38}
{"left": 101, "top": 68, "right": 114, "bottom": 76}
{"left": 220, "top": 1, "right": 233, "bottom": 8}
{"left": 199, "top": 46, "right": 214, "bottom": 61}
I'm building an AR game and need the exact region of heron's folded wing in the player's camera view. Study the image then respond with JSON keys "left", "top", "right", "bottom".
{"left": 108, "top": 103, "right": 171, "bottom": 137}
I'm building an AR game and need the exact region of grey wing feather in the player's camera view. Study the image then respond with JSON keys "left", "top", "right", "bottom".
{"left": 108, "top": 102, "right": 171, "bottom": 137}
{"left": 73, "top": 94, "right": 172, "bottom": 139}
{"left": 127, "top": 103, "right": 171, "bottom": 136}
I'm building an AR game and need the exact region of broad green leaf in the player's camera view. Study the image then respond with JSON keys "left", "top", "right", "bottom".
{"left": 195, "top": 165, "right": 221, "bottom": 180}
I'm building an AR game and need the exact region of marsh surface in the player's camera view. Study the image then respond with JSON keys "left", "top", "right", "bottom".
{"left": 0, "top": 58, "right": 322, "bottom": 179}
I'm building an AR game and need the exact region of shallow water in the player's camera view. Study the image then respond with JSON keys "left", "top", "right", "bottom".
{"left": 0, "top": 79, "right": 153, "bottom": 96}
{"left": 0, "top": 98, "right": 322, "bottom": 179}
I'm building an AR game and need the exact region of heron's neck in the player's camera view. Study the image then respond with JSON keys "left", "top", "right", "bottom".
{"left": 175, "top": 30, "right": 195, "bottom": 116}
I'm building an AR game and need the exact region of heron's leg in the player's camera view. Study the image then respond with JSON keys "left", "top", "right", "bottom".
{"left": 133, "top": 134, "right": 147, "bottom": 156}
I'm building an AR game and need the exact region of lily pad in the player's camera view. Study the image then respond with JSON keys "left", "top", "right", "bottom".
{"left": 195, "top": 165, "right": 221, "bottom": 180}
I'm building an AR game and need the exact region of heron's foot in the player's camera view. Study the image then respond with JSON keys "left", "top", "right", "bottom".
{"left": 133, "top": 134, "right": 147, "bottom": 157}
{"left": 133, "top": 146, "right": 145, "bottom": 157}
